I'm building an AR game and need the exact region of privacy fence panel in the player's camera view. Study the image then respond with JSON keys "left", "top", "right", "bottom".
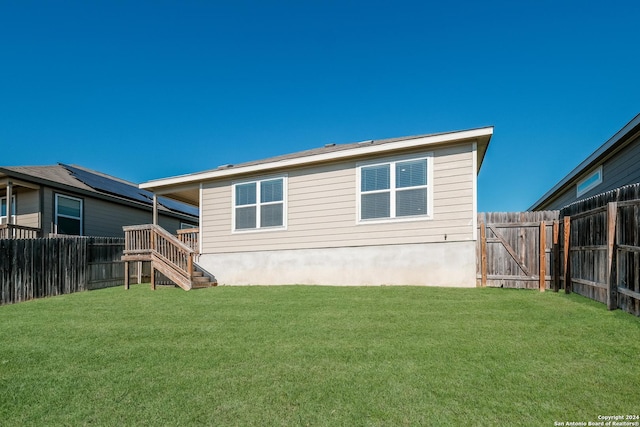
{"left": 477, "top": 211, "right": 560, "bottom": 289}
{"left": 566, "top": 206, "right": 610, "bottom": 304}
{"left": 613, "top": 201, "right": 640, "bottom": 315}
{"left": 87, "top": 238, "right": 127, "bottom": 290}
{"left": 558, "top": 184, "right": 640, "bottom": 316}
{"left": 0, "top": 237, "right": 144, "bottom": 305}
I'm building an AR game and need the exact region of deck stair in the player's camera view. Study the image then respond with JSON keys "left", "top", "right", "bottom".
{"left": 122, "top": 224, "right": 216, "bottom": 290}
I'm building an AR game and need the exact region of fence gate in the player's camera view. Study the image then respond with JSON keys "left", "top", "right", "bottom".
{"left": 477, "top": 211, "right": 559, "bottom": 290}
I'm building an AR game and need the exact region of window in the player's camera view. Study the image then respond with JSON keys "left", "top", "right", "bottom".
{"left": 55, "top": 194, "right": 83, "bottom": 235}
{"left": 576, "top": 166, "right": 602, "bottom": 197}
{"left": 233, "top": 177, "right": 286, "bottom": 231}
{"left": 1, "top": 195, "right": 16, "bottom": 223}
{"left": 358, "top": 156, "right": 431, "bottom": 222}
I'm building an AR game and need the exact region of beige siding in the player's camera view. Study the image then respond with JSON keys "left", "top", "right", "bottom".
{"left": 202, "top": 142, "right": 475, "bottom": 254}
{"left": 13, "top": 189, "right": 40, "bottom": 228}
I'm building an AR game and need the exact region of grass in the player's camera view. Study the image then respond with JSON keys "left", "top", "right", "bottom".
{"left": 0, "top": 285, "right": 639, "bottom": 426}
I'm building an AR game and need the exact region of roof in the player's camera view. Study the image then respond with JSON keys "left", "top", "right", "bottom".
{"left": 529, "top": 113, "right": 640, "bottom": 210}
{"left": 140, "top": 126, "right": 494, "bottom": 205}
{"left": 0, "top": 163, "right": 198, "bottom": 218}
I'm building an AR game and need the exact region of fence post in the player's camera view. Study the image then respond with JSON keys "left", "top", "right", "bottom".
{"left": 539, "top": 221, "right": 546, "bottom": 292}
{"left": 563, "top": 216, "right": 571, "bottom": 294}
{"left": 479, "top": 215, "right": 487, "bottom": 287}
{"left": 606, "top": 202, "right": 618, "bottom": 310}
{"left": 553, "top": 220, "right": 560, "bottom": 292}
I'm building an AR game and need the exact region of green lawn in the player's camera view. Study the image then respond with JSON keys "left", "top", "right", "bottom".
{"left": 1, "top": 285, "right": 638, "bottom": 426}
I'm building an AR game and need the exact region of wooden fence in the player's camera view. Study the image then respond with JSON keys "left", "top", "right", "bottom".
{"left": 559, "top": 200, "right": 640, "bottom": 316}
{"left": 0, "top": 237, "right": 150, "bottom": 305}
{"left": 478, "top": 193, "right": 640, "bottom": 316}
{"left": 477, "top": 211, "right": 560, "bottom": 290}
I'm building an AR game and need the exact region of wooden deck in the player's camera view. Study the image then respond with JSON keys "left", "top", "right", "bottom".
{"left": 122, "top": 224, "right": 215, "bottom": 291}
{"left": 0, "top": 224, "right": 41, "bottom": 239}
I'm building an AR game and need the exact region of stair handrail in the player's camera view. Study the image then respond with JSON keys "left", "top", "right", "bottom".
{"left": 176, "top": 227, "right": 199, "bottom": 252}
{"left": 123, "top": 224, "right": 195, "bottom": 280}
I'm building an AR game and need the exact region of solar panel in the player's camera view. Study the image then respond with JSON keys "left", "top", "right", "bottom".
{"left": 158, "top": 196, "right": 199, "bottom": 217}
{"left": 61, "top": 164, "right": 198, "bottom": 217}
{"left": 63, "top": 164, "right": 152, "bottom": 204}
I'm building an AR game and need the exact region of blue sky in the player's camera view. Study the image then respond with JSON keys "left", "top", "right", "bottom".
{"left": 1, "top": 0, "right": 638, "bottom": 212}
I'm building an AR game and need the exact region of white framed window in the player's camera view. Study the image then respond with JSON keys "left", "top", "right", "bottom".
{"left": 55, "top": 194, "right": 83, "bottom": 235}
{"left": 1, "top": 195, "right": 16, "bottom": 224}
{"left": 357, "top": 154, "right": 433, "bottom": 223}
{"left": 232, "top": 176, "right": 287, "bottom": 232}
{"left": 576, "top": 166, "right": 602, "bottom": 197}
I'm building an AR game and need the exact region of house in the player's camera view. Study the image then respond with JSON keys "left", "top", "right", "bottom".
{"left": 530, "top": 113, "right": 640, "bottom": 211}
{"left": 0, "top": 163, "right": 198, "bottom": 239}
{"left": 135, "top": 126, "right": 493, "bottom": 287}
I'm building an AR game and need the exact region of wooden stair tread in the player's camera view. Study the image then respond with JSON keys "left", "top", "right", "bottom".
{"left": 122, "top": 224, "right": 216, "bottom": 291}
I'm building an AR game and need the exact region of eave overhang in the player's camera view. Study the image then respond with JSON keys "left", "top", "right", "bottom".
{"left": 529, "top": 113, "right": 640, "bottom": 211}
{"left": 141, "top": 126, "right": 494, "bottom": 206}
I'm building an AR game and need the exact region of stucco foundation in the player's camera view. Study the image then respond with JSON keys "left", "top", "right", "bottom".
{"left": 197, "top": 240, "right": 476, "bottom": 287}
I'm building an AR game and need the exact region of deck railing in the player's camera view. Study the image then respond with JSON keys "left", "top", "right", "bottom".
{"left": 123, "top": 224, "right": 195, "bottom": 281}
{"left": 0, "top": 224, "right": 41, "bottom": 239}
{"left": 176, "top": 228, "right": 199, "bottom": 252}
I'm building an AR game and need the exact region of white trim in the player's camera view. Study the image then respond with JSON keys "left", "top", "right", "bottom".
{"left": 576, "top": 166, "right": 603, "bottom": 197}
{"left": 356, "top": 153, "right": 433, "bottom": 224}
{"left": 231, "top": 175, "right": 288, "bottom": 233}
{"left": 199, "top": 183, "right": 203, "bottom": 255}
{"left": 472, "top": 142, "right": 478, "bottom": 241}
{"left": 141, "top": 127, "right": 493, "bottom": 190}
{"left": 55, "top": 193, "right": 84, "bottom": 236}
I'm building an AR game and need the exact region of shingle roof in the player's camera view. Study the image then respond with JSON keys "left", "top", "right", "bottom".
{"left": 0, "top": 164, "right": 198, "bottom": 217}
{"left": 194, "top": 128, "right": 480, "bottom": 175}
{"left": 2, "top": 165, "right": 95, "bottom": 190}
{"left": 148, "top": 127, "right": 493, "bottom": 186}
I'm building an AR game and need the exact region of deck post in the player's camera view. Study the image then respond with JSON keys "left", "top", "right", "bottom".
{"left": 151, "top": 264, "right": 156, "bottom": 290}
{"left": 124, "top": 261, "right": 130, "bottom": 290}
{"left": 6, "top": 181, "right": 13, "bottom": 226}
{"left": 137, "top": 261, "right": 142, "bottom": 284}
{"left": 152, "top": 194, "right": 158, "bottom": 225}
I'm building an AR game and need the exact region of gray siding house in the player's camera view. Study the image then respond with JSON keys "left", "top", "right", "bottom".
{"left": 530, "top": 113, "right": 640, "bottom": 211}
{"left": 139, "top": 126, "right": 493, "bottom": 287}
{"left": 0, "top": 164, "right": 198, "bottom": 238}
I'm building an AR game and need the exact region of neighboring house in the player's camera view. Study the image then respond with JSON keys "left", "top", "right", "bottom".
{"left": 138, "top": 126, "right": 493, "bottom": 287}
{"left": 530, "top": 113, "right": 640, "bottom": 211}
{"left": 0, "top": 163, "right": 198, "bottom": 238}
